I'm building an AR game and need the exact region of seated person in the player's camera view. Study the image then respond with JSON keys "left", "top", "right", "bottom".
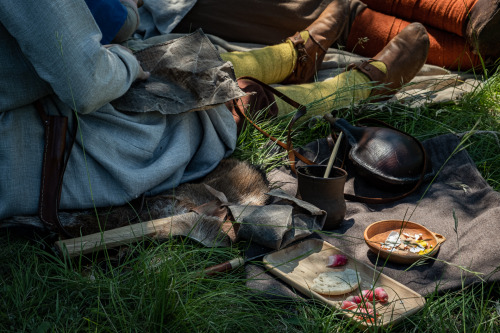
{"left": 174, "top": 0, "right": 500, "bottom": 70}
{"left": 0, "top": 0, "right": 428, "bottom": 236}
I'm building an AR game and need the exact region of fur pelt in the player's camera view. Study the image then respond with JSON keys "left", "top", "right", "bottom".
{"left": 1, "top": 159, "right": 270, "bottom": 237}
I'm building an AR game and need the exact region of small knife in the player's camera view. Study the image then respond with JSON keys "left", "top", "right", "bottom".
{"left": 203, "top": 252, "right": 269, "bottom": 276}
{"left": 203, "top": 239, "right": 313, "bottom": 276}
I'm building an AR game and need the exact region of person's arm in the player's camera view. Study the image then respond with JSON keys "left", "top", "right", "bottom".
{"left": 84, "top": 0, "right": 128, "bottom": 44}
{"left": 112, "top": 0, "right": 141, "bottom": 43}
{"left": 0, "top": 0, "right": 143, "bottom": 114}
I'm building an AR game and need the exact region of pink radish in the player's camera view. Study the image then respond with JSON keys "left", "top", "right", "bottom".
{"left": 359, "top": 301, "right": 373, "bottom": 309}
{"left": 375, "top": 287, "right": 389, "bottom": 303}
{"left": 355, "top": 308, "right": 376, "bottom": 323}
{"left": 361, "top": 290, "right": 374, "bottom": 302}
{"left": 341, "top": 300, "right": 358, "bottom": 310}
{"left": 326, "top": 254, "right": 348, "bottom": 267}
{"left": 356, "top": 307, "right": 374, "bottom": 315}
{"left": 345, "top": 295, "right": 362, "bottom": 304}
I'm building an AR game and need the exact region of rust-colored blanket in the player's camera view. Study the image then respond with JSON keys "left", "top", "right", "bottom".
{"left": 346, "top": 7, "right": 480, "bottom": 70}
{"left": 361, "top": 0, "right": 477, "bottom": 36}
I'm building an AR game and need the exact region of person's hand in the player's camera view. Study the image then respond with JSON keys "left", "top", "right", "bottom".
{"left": 136, "top": 64, "right": 150, "bottom": 81}
{"left": 104, "top": 44, "right": 150, "bottom": 81}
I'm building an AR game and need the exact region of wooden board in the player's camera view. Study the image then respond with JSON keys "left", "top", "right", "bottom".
{"left": 263, "top": 238, "right": 425, "bottom": 328}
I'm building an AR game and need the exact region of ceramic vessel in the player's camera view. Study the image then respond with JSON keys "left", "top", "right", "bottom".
{"left": 297, "top": 165, "right": 347, "bottom": 229}
{"left": 364, "top": 220, "right": 446, "bottom": 264}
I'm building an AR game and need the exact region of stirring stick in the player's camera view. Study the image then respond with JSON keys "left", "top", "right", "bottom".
{"left": 323, "top": 132, "right": 343, "bottom": 178}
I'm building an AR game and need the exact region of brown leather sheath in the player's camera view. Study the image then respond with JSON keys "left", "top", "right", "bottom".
{"left": 36, "top": 101, "right": 74, "bottom": 238}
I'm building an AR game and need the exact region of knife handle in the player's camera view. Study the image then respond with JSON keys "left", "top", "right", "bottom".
{"left": 204, "top": 256, "right": 245, "bottom": 276}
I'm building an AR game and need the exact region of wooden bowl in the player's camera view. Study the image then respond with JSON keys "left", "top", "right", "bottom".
{"left": 364, "top": 220, "right": 446, "bottom": 264}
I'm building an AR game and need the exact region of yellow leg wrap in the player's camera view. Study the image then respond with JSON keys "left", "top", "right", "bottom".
{"left": 274, "top": 61, "right": 387, "bottom": 122}
{"left": 220, "top": 31, "right": 310, "bottom": 85}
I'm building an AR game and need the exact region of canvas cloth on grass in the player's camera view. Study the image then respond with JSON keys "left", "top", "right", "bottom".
{"left": 245, "top": 133, "right": 500, "bottom": 298}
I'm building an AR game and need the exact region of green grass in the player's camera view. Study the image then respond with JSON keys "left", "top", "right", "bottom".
{"left": 1, "top": 67, "right": 500, "bottom": 332}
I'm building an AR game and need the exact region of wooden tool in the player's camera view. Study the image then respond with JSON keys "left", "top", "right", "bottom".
{"left": 323, "top": 132, "right": 343, "bottom": 178}
{"left": 55, "top": 212, "right": 231, "bottom": 258}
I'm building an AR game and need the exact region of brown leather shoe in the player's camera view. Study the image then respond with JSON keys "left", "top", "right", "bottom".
{"left": 466, "top": 0, "right": 500, "bottom": 60}
{"left": 347, "top": 22, "right": 429, "bottom": 99}
{"left": 282, "top": 0, "right": 349, "bottom": 84}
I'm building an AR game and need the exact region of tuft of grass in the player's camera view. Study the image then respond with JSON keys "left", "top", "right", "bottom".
{"left": 0, "top": 234, "right": 304, "bottom": 332}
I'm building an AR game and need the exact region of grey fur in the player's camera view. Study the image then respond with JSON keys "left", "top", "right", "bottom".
{"left": 1, "top": 159, "right": 269, "bottom": 239}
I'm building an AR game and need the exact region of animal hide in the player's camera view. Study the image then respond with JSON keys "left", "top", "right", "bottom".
{"left": 1, "top": 159, "right": 270, "bottom": 239}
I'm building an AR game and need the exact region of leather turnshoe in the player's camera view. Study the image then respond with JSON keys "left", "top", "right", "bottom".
{"left": 466, "top": 0, "right": 500, "bottom": 60}
{"left": 347, "top": 22, "right": 429, "bottom": 100}
{"left": 282, "top": 0, "right": 349, "bottom": 84}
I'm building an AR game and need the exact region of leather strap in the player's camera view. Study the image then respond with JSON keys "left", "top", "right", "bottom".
{"left": 346, "top": 60, "right": 396, "bottom": 99}
{"left": 235, "top": 76, "right": 315, "bottom": 173}
{"left": 36, "top": 101, "right": 76, "bottom": 238}
{"left": 287, "top": 31, "right": 328, "bottom": 54}
{"left": 287, "top": 32, "right": 305, "bottom": 48}
{"left": 346, "top": 60, "right": 387, "bottom": 84}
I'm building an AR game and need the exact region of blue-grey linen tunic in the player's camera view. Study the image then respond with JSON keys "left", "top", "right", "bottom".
{"left": 136, "top": 0, "right": 198, "bottom": 39}
{"left": 0, "top": 1, "right": 237, "bottom": 220}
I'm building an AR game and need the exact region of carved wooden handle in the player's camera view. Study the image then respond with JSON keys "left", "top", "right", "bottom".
{"left": 204, "top": 257, "right": 245, "bottom": 276}
{"left": 55, "top": 213, "right": 198, "bottom": 258}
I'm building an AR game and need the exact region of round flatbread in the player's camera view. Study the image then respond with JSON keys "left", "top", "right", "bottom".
{"left": 310, "top": 269, "right": 360, "bottom": 295}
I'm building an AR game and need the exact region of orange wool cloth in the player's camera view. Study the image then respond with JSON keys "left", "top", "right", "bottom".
{"left": 360, "top": 0, "right": 478, "bottom": 36}
{"left": 347, "top": 8, "right": 480, "bottom": 70}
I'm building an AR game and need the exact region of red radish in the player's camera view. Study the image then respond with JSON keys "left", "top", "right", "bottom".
{"left": 345, "top": 295, "right": 362, "bottom": 304}
{"left": 341, "top": 300, "right": 358, "bottom": 310}
{"left": 374, "top": 287, "right": 389, "bottom": 303}
{"left": 359, "top": 301, "right": 373, "bottom": 310}
{"left": 361, "top": 290, "right": 374, "bottom": 302}
{"left": 326, "top": 254, "right": 348, "bottom": 267}
{"left": 355, "top": 307, "right": 374, "bottom": 315}
{"left": 355, "top": 308, "right": 376, "bottom": 323}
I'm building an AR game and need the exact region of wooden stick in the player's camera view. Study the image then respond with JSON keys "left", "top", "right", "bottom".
{"left": 55, "top": 212, "right": 195, "bottom": 258}
{"left": 323, "top": 132, "right": 343, "bottom": 178}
